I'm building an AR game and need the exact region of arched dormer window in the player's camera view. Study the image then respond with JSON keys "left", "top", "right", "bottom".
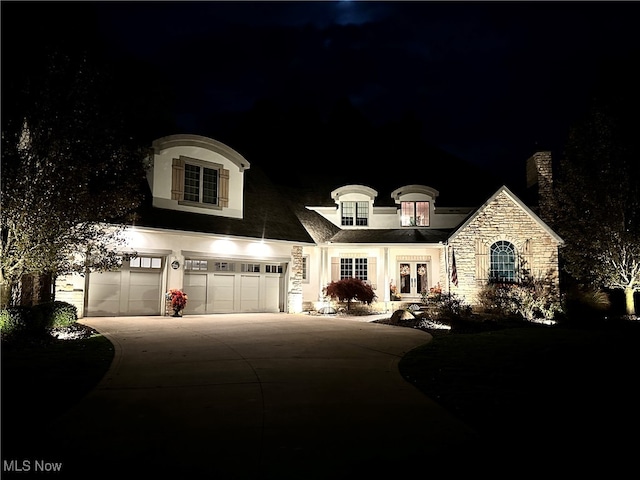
{"left": 391, "top": 185, "right": 438, "bottom": 228}
{"left": 331, "top": 185, "right": 377, "bottom": 228}
{"left": 341, "top": 201, "right": 369, "bottom": 226}
{"left": 489, "top": 241, "right": 517, "bottom": 282}
{"left": 400, "top": 201, "right": 429, "bottom": 226}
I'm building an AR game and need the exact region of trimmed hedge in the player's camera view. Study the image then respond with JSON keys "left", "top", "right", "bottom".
{"left": 1, "top": 301, "right": 78, "bottom": 340}
{"left": 32, "top": 301, "right": 78, "bottom": 328}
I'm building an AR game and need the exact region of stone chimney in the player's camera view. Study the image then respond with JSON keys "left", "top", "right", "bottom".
{"left": 526, "top": 151, "right": 553, "bottom": 222}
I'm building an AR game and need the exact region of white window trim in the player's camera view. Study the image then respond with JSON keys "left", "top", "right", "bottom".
{"left": 179, "top": 156, "right": 223, "bottom": 210}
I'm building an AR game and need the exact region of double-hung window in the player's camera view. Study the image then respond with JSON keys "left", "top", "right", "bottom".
{"left": 341, "top": 201, "right": 368, "bottom": 226}
{"left": 340, "top": 258, "right": 368, "bottom": 281}
{"left": 184, "top": 163, "right": 218, "bottom": 205}
{"left": 401, "top": 201, "right": 429, "bottom": 226}
{"left": 172, "top": 156, "right": 230, "bottom": 208}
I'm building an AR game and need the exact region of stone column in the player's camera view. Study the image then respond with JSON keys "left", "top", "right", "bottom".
{"left": 288, "top": 245, "right": 303, "bottom": 313}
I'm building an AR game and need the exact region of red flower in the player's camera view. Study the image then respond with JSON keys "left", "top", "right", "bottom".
{"left": 167, "top": 289, "right": 188, "bottom": 310}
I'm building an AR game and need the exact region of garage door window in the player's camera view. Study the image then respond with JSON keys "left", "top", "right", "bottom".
{"left": 214, "top": 262, "right": 235, "bottom": 272}
{"left": 265, "top": 264, "right": 284, "bottom": 274}
{"left": 130, "top": 256, "right": 163, "bottom": 269}
{"left": 185, "top": 259, "right": 209, "bottom": 271}
{"left": 242, "top": 263, "right": 261, "bottom": 272}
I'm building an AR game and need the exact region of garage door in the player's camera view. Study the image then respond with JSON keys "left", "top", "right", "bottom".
{"left": 87, "top": 255, "right": 164, "bottom": 316}
{"left": 86, "top": 271, "right": 121, "bottom": 316}
{"left": 183, "top": 259, "right": 284, "bottom": 314}
{"left": 211, "top": 274, "right": 235, "bottom": 312}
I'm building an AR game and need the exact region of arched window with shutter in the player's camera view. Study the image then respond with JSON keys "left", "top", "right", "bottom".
{"left": 489, "top": 241, "right": 517, "bottom": 283}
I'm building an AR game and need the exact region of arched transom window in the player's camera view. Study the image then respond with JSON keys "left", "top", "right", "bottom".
{"left": 490, "top": 241, "right": 517, "bottom": 282}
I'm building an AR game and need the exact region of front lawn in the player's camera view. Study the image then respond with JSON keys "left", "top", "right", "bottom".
{"left": 1, "top": 330, "right": 114, "bottom": 458}
{"left": 398, "top": 319, "right": 640, "bottom": 471}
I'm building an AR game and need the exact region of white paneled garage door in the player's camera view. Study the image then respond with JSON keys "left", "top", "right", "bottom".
{"left": 239, "top": 274, "right": 260, "bottom": 312}
{"left": 183, "top": 273, "right": 207, "bottom": 314}
{"left": 86, "top": 256, "right": 164, "bottom": 316}
{"left": 183, "top": 259, "right": 285, "bottom": 314}
{"left": 211, "top": 274, "right": 236, "bottom": 312}
{"left": 86, "top": 271, "right": 121, "bottom": 316}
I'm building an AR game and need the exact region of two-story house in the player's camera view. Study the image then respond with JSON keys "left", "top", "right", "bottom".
{"left": 56, "top": 134, "right": 563, "bottom": 317}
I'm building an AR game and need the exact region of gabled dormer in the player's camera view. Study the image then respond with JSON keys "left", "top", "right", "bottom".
{"left": 391, "top": 185, "right": 439, "bottom": 227}
{"left": 147, "top": 134, "right": 250, "bottom": 219}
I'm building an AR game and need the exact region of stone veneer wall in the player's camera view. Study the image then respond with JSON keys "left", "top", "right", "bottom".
{"left": 288, "top": 245, "right": 304, "bottom": 313}
{"left": 526, "top": 151, "right": 553, "bottom": 222}
{"left": 448, "top": 190, "right": 560, "bottom": 306}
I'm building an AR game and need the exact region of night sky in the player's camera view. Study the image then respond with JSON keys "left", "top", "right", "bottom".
{"left": 3, "top": 1, "right": 640, "bottom": 198}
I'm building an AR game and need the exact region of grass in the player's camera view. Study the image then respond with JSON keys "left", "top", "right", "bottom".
{"left": 398, "top": 317, "right": 640, "bottom": 471}
{"left": 1, "top": 331, "right": 114, "bottom": 457}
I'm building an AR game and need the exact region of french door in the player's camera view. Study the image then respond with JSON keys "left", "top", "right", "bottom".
{"left": 398, "top": 262, "right": 428, "bottom": 296}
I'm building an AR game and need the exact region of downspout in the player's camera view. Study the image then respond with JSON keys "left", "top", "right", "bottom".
{"left": 320, "top": 246, "right": 329, "bottom": 300}
{"left": 441, "top": 240, "right": 450, "bottom": 293}
{"left": 383, "top": 247, "right": 389, "bottom": 302}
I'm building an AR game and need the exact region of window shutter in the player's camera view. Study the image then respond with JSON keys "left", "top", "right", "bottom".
{"left": 171, "top": 158, "right": 185, "bottom": 200}
{"left": 219, "top": 168, "right": 229, "bottom": 207}
{"left": 475, "top": 239, "right": 489, "bottom": 282}
{"left": 368, "top": 257, "right": 377, "bottom": 289}
{"left": 331, "top": 257, "right": 339, "bottom": 282}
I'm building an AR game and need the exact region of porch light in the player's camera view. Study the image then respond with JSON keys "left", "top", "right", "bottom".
{"left": 212, "top": 238, "right": 237, "bottom": 255}
{"left": 248, "top": 241, "right": 271, "bottom": 257}
{"left": 122, "top": 227, "right": 145, "bottom": 246}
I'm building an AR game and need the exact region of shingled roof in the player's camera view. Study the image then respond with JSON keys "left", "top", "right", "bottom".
{"left": 132, "top": 164, "right": 316, "bottom": 244}
{"left": 326, "top": 228, "right": 453, "bottom": 244}
{"left": 130, "top": 156, "right": 509, "bottom": 247}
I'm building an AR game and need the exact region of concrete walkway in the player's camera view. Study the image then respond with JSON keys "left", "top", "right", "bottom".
{"left": 39, "top": 313, "right": 480, "bottom": 479}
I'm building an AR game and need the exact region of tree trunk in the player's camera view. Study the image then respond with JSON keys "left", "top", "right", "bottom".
{"left": 624, "top": 287, "right": 636, "bottom": 316}
{"left": 17, "top": 273, "right": 54, "bottom": 307}
{"left": 19, "top": 274, "right": 33, "bottom": 306}
{"left": 0, "top": 281, "right": 11, "bottom": 309}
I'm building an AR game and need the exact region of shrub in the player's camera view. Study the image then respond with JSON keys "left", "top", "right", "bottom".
{"left": 420, "top": 282, "right": 443, "bottom": 304}
{"left": 562, "top": 285, "right": 611, "bottom": 321}
{"left": 1, "top": 305, "right": 48, "bottom": 339}
{"left": 1, "top": 301, "right": 77, "bottom": 341}
{"left": 324, "top": 278, "right": 377, "bottom": 311}
{"left": 0, "top": 306, "right": 33, "bottom": 339}
{"left": 432, "top": 292, "right": 472, "bottom": 320}
{"left": 477, "top": 273, "right": 563, "bottom": 321}
{"left": 32, "top": 301, "right": 78, "bottom": 328}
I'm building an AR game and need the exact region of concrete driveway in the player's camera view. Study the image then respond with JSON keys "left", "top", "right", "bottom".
{"left": 40, "top": 313, "right": 480, "bottom": 479}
